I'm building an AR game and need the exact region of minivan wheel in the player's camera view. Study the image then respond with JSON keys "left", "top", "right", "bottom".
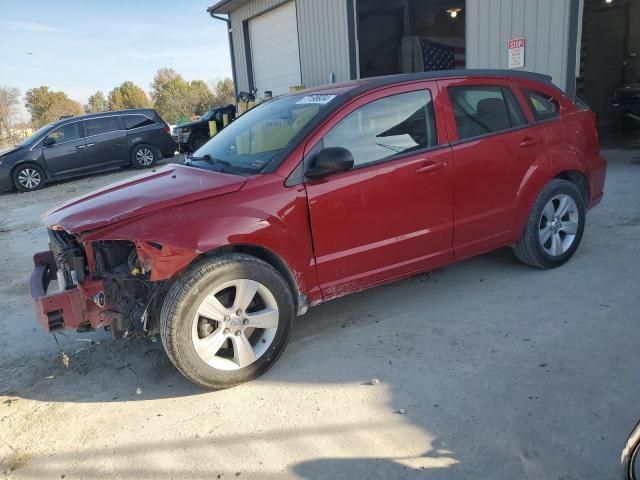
{"left": 160, "top": 254, "right": 295, "bottom": 389}
{"left": 513, "top": 179, "right": 586, "bottom": 269}
{"left": 131, "top": 144, "right": 157, "bottom": 169}
{"left": 12, "top": 164, "right": 45, "bottom": 192}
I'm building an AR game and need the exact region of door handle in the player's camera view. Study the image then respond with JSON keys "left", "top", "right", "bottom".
{"left": 86, "top": 143, "right": 96, "bottom": 147}
{"left": 76, "top": 145, "right": 87, "bottom": 149}
{"left": 416, "top": 161, "right": 447, "bottom": 174}
{"left": 519, "top": 137, "right": 539, "bottom": 148}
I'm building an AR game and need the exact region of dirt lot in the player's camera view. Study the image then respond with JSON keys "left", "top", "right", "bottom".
{"left": 1, "top": 148, "right": 639, "bottom": 480}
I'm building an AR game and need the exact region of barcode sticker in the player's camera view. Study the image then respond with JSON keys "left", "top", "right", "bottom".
{"left": 296, "top": 94, "right": 337, "bottom": 105}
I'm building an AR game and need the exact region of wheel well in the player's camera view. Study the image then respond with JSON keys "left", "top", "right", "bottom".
{"left": 206, "top": 244, "right": 302, "bottom": 311}
{"left": 11, "top": 161, "right": 50, "bottom": 181}
{"left": 554, "top": 171, "right": 590, "bottom": 207}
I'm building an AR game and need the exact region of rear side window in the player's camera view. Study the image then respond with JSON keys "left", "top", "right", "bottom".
{"left": 123, "top": 114, "right": 156, "bottom": 130}
{"left": 323, "top": 90, "right": 438, "bottom": 168}
{"left": 448, "top": 85, "right": 527, "bottom": 140}
{"left": 524, "top": 89, "right": 560, "bottom": 121}
{"left": 84, "top": 117, "right": 120, "bottom": 136}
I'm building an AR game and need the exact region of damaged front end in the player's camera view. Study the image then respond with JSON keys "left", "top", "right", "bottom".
{"left": 29, "top": 229, "right": 171, "bottom": 339}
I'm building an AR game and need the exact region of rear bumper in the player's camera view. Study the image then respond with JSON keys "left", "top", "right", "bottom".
{"left": 29, "top": 251, "right": 110, "bottom": 332}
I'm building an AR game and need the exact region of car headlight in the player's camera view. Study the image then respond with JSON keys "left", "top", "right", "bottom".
{"left": 178, "top": 127, "right": 190, "bottom": 133}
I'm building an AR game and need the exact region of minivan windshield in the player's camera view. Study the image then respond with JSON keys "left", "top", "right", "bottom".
{"left": 190, "top": 94, "right": 336, "bottom": 174}
{"left": 15, "top": 123, "right": 55, "bottom": 147}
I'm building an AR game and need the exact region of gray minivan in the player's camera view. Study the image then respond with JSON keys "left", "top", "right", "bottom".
{"left": 0, "top": 109, "right": 176, "bottom": 192}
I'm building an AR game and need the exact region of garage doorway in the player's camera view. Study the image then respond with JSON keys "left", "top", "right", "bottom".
{"left": 578, "top": 0, "right": 639, "bottom": 127}
{"left": 356, "top": 0, "right": 466, "bottom": 79}
{"left": 247, "top": 1, "right": 302, "bottom": 97}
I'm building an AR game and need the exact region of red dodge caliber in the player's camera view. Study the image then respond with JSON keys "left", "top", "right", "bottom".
{"left": 30, "top": 70, "right": 606, "bottom": 388}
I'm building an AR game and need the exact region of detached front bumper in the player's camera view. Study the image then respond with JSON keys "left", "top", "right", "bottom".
{"left": 29, "top": 251, "right": 109, "bottom": 332}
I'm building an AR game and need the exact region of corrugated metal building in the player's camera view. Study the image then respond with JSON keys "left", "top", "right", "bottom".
{"left": 207, "top": 0, "right": 634, "bottom": 120}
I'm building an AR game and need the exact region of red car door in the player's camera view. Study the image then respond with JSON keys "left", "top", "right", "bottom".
{"left": 437, "top": 77, "right": 547, "bottom": 258}
{"left": 303, "top": 82, "right": 454, "bottom": 298}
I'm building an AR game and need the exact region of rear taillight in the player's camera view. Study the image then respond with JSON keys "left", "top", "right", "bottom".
{"left": 163, "top": 125, "right": 170, "bottom": 134}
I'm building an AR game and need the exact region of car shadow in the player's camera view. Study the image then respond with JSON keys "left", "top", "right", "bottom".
{"left": 1, "top": 248, "right": 529, "bottom": 404}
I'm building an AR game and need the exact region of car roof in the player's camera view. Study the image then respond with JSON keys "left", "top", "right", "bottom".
{"left": 48, "top": 109, "right": 157, "bottom": 128}
{"left": 298, "top": 69, "right": 559, "bottom": 97}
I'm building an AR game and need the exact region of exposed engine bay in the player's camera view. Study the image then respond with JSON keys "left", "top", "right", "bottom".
{"left": 47, "top": 229, "right": 164, "bottom": 339}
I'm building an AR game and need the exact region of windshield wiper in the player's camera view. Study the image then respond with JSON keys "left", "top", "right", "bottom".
{"left": 190, "top": 154, "right": 233, "bottom": 173}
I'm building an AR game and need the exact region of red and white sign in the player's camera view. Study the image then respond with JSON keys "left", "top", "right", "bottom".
{"left": 508, "top": 38, "right": 525, "bottom": 69}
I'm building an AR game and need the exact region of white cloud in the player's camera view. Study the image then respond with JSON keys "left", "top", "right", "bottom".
{"left": 0, "top": 20, "right": 75, "bottom": 34}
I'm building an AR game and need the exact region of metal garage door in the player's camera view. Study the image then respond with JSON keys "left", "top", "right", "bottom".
{"left": 249, "top": 2, "right": 301, "bottom": 96}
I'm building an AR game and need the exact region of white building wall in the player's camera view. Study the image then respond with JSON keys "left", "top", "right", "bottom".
{"left": 466, "top": 0, "right": 573, "bottom": 91}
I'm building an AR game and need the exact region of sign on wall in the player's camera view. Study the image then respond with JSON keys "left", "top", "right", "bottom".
{"left": 508, "top": 38, "right": 526, "bottom": 69}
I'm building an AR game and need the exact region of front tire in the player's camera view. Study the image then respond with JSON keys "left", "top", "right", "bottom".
{"left": 12, "top": 164, "right": 45, "bottom": 192}
{"left": 131, "top": 144, "right": 157, "bottom": 169}
{"left": 513, "top": 179, "right": 586, "bottom": 269}
{"left": 160, "top": 254, "right": 295, "bottom": 389}
{"left": 188, "top": 133, "right": 208, "bottom": 153}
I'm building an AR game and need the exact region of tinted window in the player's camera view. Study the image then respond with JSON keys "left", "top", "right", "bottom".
{"left": 84, "top": 117, "right": 120, "bottom": 136}
{"left": 123, "top": 114, "right": 155, "bottom": 130}
{"left": 323, "top": 90, "right": 438, "bottom": 168}
{"left": 44, "top": 122, "right": 81, "bottom": 144}
{"left": 525, "top": 89, "right": 560, "bottom": 121}
{"left": 448, "top": 85, "right": 527, "bottom": 140}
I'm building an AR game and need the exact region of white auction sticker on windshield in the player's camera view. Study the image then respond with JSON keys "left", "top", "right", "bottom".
{"left": 296, "top": 94, "right": 337, "bottom": 105}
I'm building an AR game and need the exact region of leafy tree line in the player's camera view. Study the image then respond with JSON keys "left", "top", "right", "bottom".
{"left": 4, "top": 69, "right": 234, "bottom": 135}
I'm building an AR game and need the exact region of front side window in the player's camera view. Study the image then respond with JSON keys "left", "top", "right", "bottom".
{"left": 123, "top": 115, "right": 155, "bottom": 130}
{"left": 448, "top": 85, "right": 527, "bottom": 140}
{"left": 44, "top": 122, "right": 81, "bottom": 145}
{"left": 323, "top": 90, "right": 438, "bottom": 168}
{"left": 524, "top": 89, "right": 560, "bottom": 121}
{"left": 192, "top": 94, "right": 332, "bottom": 174}
{"left": 84, "top": 117, "right": 120, "bottom": 136}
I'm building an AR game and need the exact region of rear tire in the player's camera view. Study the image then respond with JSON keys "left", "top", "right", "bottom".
{"left": 513, "top": 179, "right": 586, "bottom": 269}
{"left": 131, "top": 144, "right": 157, "bottom": 169}
{"left": 160, "top": 254, "right": 295, "bottom": 389}
{"left": 12, "top": 163, "right": 45, "bottom": 192}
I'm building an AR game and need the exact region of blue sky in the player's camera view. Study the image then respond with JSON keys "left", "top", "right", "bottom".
{"left": 0, "top": 0, "right": 232, "bottom": 121}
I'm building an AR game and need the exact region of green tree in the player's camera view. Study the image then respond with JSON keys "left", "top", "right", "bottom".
{"left": 189, "top": 79, "right": 214, "bottom": 116}
{"left": 85, "top": 90, "right": 107, "bottom": 113}
{"left": 151, "top": 69, "right": 193, "bottom": 124}
{"left": 25, "top": 86, "right": 83, "bottom": 128}
{"left": 211, "top": 78, "right": 235, "bottom": 107}
{"left": 107, "top": 81, "right": 150, "bottom": 110}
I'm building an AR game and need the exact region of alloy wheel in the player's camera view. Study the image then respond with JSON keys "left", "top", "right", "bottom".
{"left": 192, "top": 279, "right": 279, "bottom": 371}
{"left": 17, "top": 168, "right": 42, "bottom": 190}
{"left": 136, "top": 147, "right": 154, "bottom": 166}
{"left": 539, "top": 194, "right": 579, "bottom": 256}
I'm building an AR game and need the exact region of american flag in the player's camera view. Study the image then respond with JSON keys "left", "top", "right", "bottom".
{"left": 419, "top": 38, "right": 466, "bottom": 71}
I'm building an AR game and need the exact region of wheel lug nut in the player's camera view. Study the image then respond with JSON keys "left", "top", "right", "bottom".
{"left": 223, "top": 328, "right": 230, "bottom": 334}
{"left": 235, "top": 330, "right": 242, "bottom": 337}
{"left": 243, "top": 319, "right": 249, "bottom": 325}
{"left": 236, "top": 309, "right": 242, "bottom": 316}
{"left": 224, "top": 315, "right": 230, "bottom": 322}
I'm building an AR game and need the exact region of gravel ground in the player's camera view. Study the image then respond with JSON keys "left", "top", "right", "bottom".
{"left": 0, "top": 147, "right": 639, "bottom": 479}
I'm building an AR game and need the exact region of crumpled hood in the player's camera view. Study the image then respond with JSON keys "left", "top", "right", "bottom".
{"left": 43, "top": 164, "right": 246, "bottom": 233}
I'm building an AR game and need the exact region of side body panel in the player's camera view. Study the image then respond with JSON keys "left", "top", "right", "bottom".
{"left": 437, "top": 76, "right": 550, "bottom": 256}
{"left": 302, "top": 81, "right": 454, "bottom": 298}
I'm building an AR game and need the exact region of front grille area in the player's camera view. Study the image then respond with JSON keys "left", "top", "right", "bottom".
{"left": 48, "top": 229, "right": 86, "bottom": 289}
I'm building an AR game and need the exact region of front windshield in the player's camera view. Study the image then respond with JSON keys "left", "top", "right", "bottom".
{"left": 15, "top": 123, "right": 54, "bottom": 147}
{"left": 190, "top": 93, "right": 335, "bottom": 174}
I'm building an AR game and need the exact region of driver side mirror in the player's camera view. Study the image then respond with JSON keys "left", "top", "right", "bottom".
{"left": 306, "top": 147, "right": 354, "bottom": 179}
{"left": 43, "top": 137, "right": 56, "bottom": 147}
